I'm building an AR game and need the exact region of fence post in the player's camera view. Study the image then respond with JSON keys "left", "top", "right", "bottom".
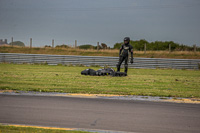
{"left": 52, "top": 39, "right": 54, "bottom": 48}
{"left": 11, "top": 37, "right": 13, "bottom": 47}
{"left": 30, "top": 38, "right": 32, "bottom": 48}
{"left": 97, "top": 42, "right": 99, "bottom": 51}
{"left": 75, "top": 40, "right": 77, "bottom": 48}
{"left": 144, "top": 43, "right": 146, "bottom": 54}
{"left": 194, "top": 44, "right": 196, "bottom": 53}
{"left": 169, "top": 44, "right": 171, "bottom": 53}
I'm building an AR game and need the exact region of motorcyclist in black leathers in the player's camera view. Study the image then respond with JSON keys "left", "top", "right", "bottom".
{"left": 116, "top": 37, "right": 134, "bottom": 74}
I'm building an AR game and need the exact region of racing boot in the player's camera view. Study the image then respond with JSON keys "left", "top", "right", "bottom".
{"left": 124, "top": 64, "right": 128, "bottom": 75}
{"left": 116, "top": 64, "right": 120, "bottom": 72}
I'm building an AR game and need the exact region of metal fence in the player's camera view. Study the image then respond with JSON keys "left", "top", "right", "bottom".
{"left": 0, "top": 53, "right": 199, "bottom": 70}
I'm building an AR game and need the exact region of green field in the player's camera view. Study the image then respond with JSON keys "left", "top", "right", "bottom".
{"left": 0, "top": 125, "right": 90, "bottom": 133}
{"left": 0, "top": 63, "right": 200, "bottom": 98}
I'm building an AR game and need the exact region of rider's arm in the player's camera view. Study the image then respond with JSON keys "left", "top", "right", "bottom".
{"left": 119, "top": 45, "right": 123, "bottom": 56}
{"left": 130, "top": 46, "right": 133, "bottom": 59}
{"left": 130, "top": 46, "right": 134, "bottom": 63}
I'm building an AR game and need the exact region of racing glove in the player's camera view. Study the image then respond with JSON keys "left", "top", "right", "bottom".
{"left": 130, "top": 58, "right": 134, "bottom": 64}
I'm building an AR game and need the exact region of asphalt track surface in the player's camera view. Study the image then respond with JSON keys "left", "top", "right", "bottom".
{"left": 0, "top": 95, "right": 200, "bottom": 133}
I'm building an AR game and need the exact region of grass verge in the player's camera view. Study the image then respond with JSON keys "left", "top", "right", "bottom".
{"left": 1, "top": 46, "right": 200, "bottom": 59}
{"left": 0, "top": 63, "right": 200, "bottom": 98}
{"left": 0, "top": 124, "right": 90, "bottom": 133}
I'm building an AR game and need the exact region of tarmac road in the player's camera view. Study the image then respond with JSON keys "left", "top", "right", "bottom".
{"left": 0, "top": 94, "right": 200, "bottom": 133}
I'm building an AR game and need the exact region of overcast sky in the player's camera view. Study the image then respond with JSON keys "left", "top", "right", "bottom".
{"left": 0, "top": 0, "right": 200, "bottom": 47}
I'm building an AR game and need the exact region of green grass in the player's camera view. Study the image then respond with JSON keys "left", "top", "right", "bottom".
{"left": 0, "top": 125, "right": 90, "bottom": 133}
{"left": 0, "top": 63, "right": 200, "bottom": 98}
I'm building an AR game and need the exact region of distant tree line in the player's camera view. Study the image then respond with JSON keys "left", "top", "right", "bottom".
{"left": 9, "top": 41, "right": 25, "bottom": 47}
{"left": 77, "top": 43, "right": 109, "bottom": 50}
{"left": 6, "top": 39, "right": 198, "bottom": 51}
{"left": 114, "top": 39, "right": 199, "bottom": 51}
{"left": 78, "top": 43, "right": 109, "bottom": 50}
{"left": 0, "top": 39, "right": 25, "bottom": 47}
{"left": 45, "top": 43, "right": 110, "bottom": 50}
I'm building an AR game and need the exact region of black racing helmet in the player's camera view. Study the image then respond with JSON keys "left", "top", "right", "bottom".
{"left": 124, "top": 37, "right": 130, "bottom": 42}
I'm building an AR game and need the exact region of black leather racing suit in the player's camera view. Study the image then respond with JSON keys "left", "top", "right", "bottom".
{"left": 117, "top": 43, "right": 133, "bottom": 73}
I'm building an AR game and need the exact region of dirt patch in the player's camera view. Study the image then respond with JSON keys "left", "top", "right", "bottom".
{"left": 55, "top": 93, "right": 120, "bottom": 98}
{"left": 165, "top": 98, "right": 200, "bottom": 104}
{"left": 3, "top": 124, "right": 75, "bottom": 131}
{"left": 0, "top": 90, "right": 15, "bottom": 93}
